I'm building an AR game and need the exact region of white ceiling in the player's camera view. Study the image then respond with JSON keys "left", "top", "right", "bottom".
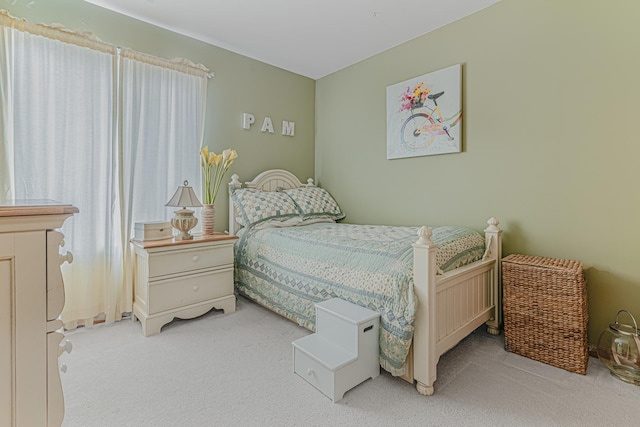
{"left": 83, "top": 0, "right": 500, "bottom": 80}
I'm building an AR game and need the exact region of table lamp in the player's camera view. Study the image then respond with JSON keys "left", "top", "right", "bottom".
{"left": 165, "top": 180, "right": 203, "bottom": 240}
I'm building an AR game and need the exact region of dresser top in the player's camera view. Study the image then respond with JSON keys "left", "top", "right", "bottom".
{"left": 0, "top": 199, "right": 79, "bottom": 217}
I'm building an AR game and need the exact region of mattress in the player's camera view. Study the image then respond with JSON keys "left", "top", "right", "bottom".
{"left": 234, "top": 222, "right": 485, "bottom": 375}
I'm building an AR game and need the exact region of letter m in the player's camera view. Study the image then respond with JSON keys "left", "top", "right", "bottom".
{"left": 282, "top": 121, "right": 295, "bottom": 137}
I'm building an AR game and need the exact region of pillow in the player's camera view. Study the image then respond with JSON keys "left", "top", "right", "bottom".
{"left": 252, "top": 216, "right": 304, "bottom": 230}
{"left": 230, "top": 188, "right": 301, "bottom": 229}
{"left": 236, "top": 213, "right": 334, "bottom": 229}
{"left": 297, "top": 216, "right": 337, "bottom": 226}
{"left": 282, "top": 187, "right": 345, "bottom": 221}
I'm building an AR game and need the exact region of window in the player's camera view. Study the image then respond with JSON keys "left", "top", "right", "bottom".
{"left": 0, "top": 12, "right": 209, "bottom": 327}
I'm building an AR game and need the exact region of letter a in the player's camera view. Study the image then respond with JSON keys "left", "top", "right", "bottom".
{"left": 261, "top": 117, "right": 274, "bottom": 133}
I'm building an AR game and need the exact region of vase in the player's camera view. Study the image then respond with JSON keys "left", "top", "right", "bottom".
{"left": 201, "top": 204, "right": 215, "bottom": 235}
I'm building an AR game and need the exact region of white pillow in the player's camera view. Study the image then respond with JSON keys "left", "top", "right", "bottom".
{"left": 282, "top": 187, "right": 345, "bottom": 221}
{"left": 230, "top": 188, "right": 300, "bottom": 229}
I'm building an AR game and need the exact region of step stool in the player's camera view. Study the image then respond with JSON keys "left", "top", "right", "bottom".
{"left": 292, "top": 298, "right": 380, "bottom": 402}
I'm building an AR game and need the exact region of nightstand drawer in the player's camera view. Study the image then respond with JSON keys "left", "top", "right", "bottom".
{"left": 147, "top": 267, "right": 233, "bottom": 314}
{"left": 148, "top": 244, "right": 233, "bottom": 278}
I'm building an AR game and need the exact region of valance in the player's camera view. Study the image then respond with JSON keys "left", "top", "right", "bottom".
{"left": 0, "top": 9, "right": 211, "bottom": 78}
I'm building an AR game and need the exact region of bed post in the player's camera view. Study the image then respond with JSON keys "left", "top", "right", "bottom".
{"left": 484, "top": 217, "right": 502, "bottom": 335}
{"left": 412, "top": 226, "right": 438, "bottom": 396}
{"left": 228, "top": 174, "right": 242, "bottom": 235}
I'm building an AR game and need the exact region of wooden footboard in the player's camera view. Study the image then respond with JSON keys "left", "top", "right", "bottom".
{"left": 411, "top": 218, "right": 502, "bottom": 395}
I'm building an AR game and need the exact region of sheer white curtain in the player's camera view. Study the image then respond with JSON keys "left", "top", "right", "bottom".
{"left": 0, "top": 13, "right": 209, "bottom": 328}
{"left": 120, "top": 54, "right": 207, "bottom": 313}
{"left": 0, "top": 25, "right": 120, "bottom": 327}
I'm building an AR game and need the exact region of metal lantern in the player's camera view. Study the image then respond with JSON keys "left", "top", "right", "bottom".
{"left": 597, "top": 310, "right": 640, "bottom": 385}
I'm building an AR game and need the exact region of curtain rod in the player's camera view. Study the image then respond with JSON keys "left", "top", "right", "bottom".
{"left": 116, "top": 46, "right": 212, "bottom": 79}
{"left": 1, "top": 10, "right": 213, "bottom": 79}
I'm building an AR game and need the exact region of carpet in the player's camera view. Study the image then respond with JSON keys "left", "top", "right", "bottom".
{"left": 60, "top": 296, "right": 640, "bottom": 426}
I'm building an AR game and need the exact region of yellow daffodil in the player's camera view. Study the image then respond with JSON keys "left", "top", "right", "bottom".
{"left": 208, "top": 152, "right": 218, "bottom": 166}
{"left": 222, "top": 149, "right": 238, "bottom": 169}
{"left": 200, "top": 146, "right": 209, "bottom": 167}
{"left": 200, "top": 145, "right": 239, "bottom": 204}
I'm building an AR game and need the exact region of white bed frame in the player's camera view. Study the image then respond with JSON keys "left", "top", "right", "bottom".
{"left": 228, "top": 169, "right": 502, "bottom": 396}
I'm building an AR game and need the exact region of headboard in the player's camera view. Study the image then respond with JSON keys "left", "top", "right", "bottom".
{"left": 228, "top": 169, "right": 314, "bottom": 235}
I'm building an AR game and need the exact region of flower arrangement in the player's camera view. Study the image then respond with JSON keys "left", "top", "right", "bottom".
{"left": 200, "top": 146, "right": 238, "bottom": 205}
{"left": 398, "top": 82, "right": 431, "bottom": 112}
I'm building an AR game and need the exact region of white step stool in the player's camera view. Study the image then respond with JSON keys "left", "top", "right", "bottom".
{"left": 292, "top": 298, "right": 380, "bottom": 402}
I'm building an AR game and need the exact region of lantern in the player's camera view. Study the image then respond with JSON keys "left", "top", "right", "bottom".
{"left": 597, "top": 310, "right": 640, "bottom": 385}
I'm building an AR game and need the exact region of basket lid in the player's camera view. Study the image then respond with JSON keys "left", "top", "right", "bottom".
{"left": 502, "top": 254, "right": 582, "bottom": 271}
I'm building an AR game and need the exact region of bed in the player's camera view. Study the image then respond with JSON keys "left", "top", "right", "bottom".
{"left": 228, "top": 169, "right": 502, "bottom": 395}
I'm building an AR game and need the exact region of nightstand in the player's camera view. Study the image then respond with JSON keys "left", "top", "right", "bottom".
{"left": 131, "top": 232, "right": 238, "bottom": 336}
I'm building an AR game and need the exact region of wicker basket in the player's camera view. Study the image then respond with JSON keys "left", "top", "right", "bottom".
{"left": 502, "top": 254, "right": 588, "bottom": 374}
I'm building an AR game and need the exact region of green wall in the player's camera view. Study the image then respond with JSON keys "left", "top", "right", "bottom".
{"left": 316, "top": 0, "right": 640, "bottom": 344}
{"left": 4, "top": 0, "right": 316, "bottom": 231}
{"left": 8, "top": 0, "right": 639, "bottom": 344}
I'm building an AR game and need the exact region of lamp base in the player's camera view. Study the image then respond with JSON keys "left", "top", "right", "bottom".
{"left": 171, "top": 208, "right": 198, "bottom": 240}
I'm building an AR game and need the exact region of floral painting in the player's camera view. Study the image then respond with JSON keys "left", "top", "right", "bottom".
{"left": 386, "top": 64, "right": 462, "bottom": 159}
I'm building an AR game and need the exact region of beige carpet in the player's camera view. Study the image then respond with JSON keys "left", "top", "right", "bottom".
{"left": 60, "top": 296, "right": 640, "bottom": 426}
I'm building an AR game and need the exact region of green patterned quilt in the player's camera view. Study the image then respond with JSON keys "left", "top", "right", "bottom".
{"left": 234, "top": 222, "right": 485, "bottom": 376}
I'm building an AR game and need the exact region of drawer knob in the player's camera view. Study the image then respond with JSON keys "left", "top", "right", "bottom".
{"left": 59, "top": 251, "right": 74, "bottom": 265}
{"left": 58, "top": 339, "right": 73, "bottom": 356}
{"left": 192, "top": 255, "right": 199, "bottom": 263}
{"left": 307, "top": 368, "right": 314, "bottom": 377}
{"left": 193, "top": 285, "right": 199, "bottom": 292}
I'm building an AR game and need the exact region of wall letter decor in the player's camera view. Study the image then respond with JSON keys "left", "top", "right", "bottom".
{"left": 242, "top": 113, "right": 255, "bottom": 129}
{"left": 261, "top": 117, "right": 274, "bottom": 133}
{"left": 282, "top": 121, "right": 295, "bottom": 136}
{"left": 242, "top": 113, "right": 295, "bottom": 137}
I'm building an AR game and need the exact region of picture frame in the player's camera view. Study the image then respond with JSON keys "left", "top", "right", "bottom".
{"left": 386, "top": 64, "right": 462, "bottom": 159}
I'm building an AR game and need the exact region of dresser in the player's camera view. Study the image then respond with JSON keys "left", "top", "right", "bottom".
{"left": 131, "top": 233, "right": 238, "bottom": 336}
{"left": 0, "top": 201, "right": 77, "bottom": 427}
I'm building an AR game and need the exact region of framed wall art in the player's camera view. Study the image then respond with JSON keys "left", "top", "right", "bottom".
{"left": 386, "top": 64, "right": 462, "bottom": 159}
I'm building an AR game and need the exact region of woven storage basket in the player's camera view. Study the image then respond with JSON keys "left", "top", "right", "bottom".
{"left": 502, "top": 254, "right": 588, "bottom": 374}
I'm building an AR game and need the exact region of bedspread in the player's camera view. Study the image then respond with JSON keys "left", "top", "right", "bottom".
{"left": 234, "top": 222, "right": 485, "bottom": 376}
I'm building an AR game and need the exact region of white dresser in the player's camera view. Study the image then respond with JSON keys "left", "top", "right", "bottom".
{"left": 131, "top": 233, "right": 238, "bottom": 336}
{"left": 0, "top": 201, "right": 77, "bottom": 427}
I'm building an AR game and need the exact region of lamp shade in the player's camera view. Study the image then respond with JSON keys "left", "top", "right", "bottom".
{"left": 165, "top": 180, "right": 203, "bottom": 208}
